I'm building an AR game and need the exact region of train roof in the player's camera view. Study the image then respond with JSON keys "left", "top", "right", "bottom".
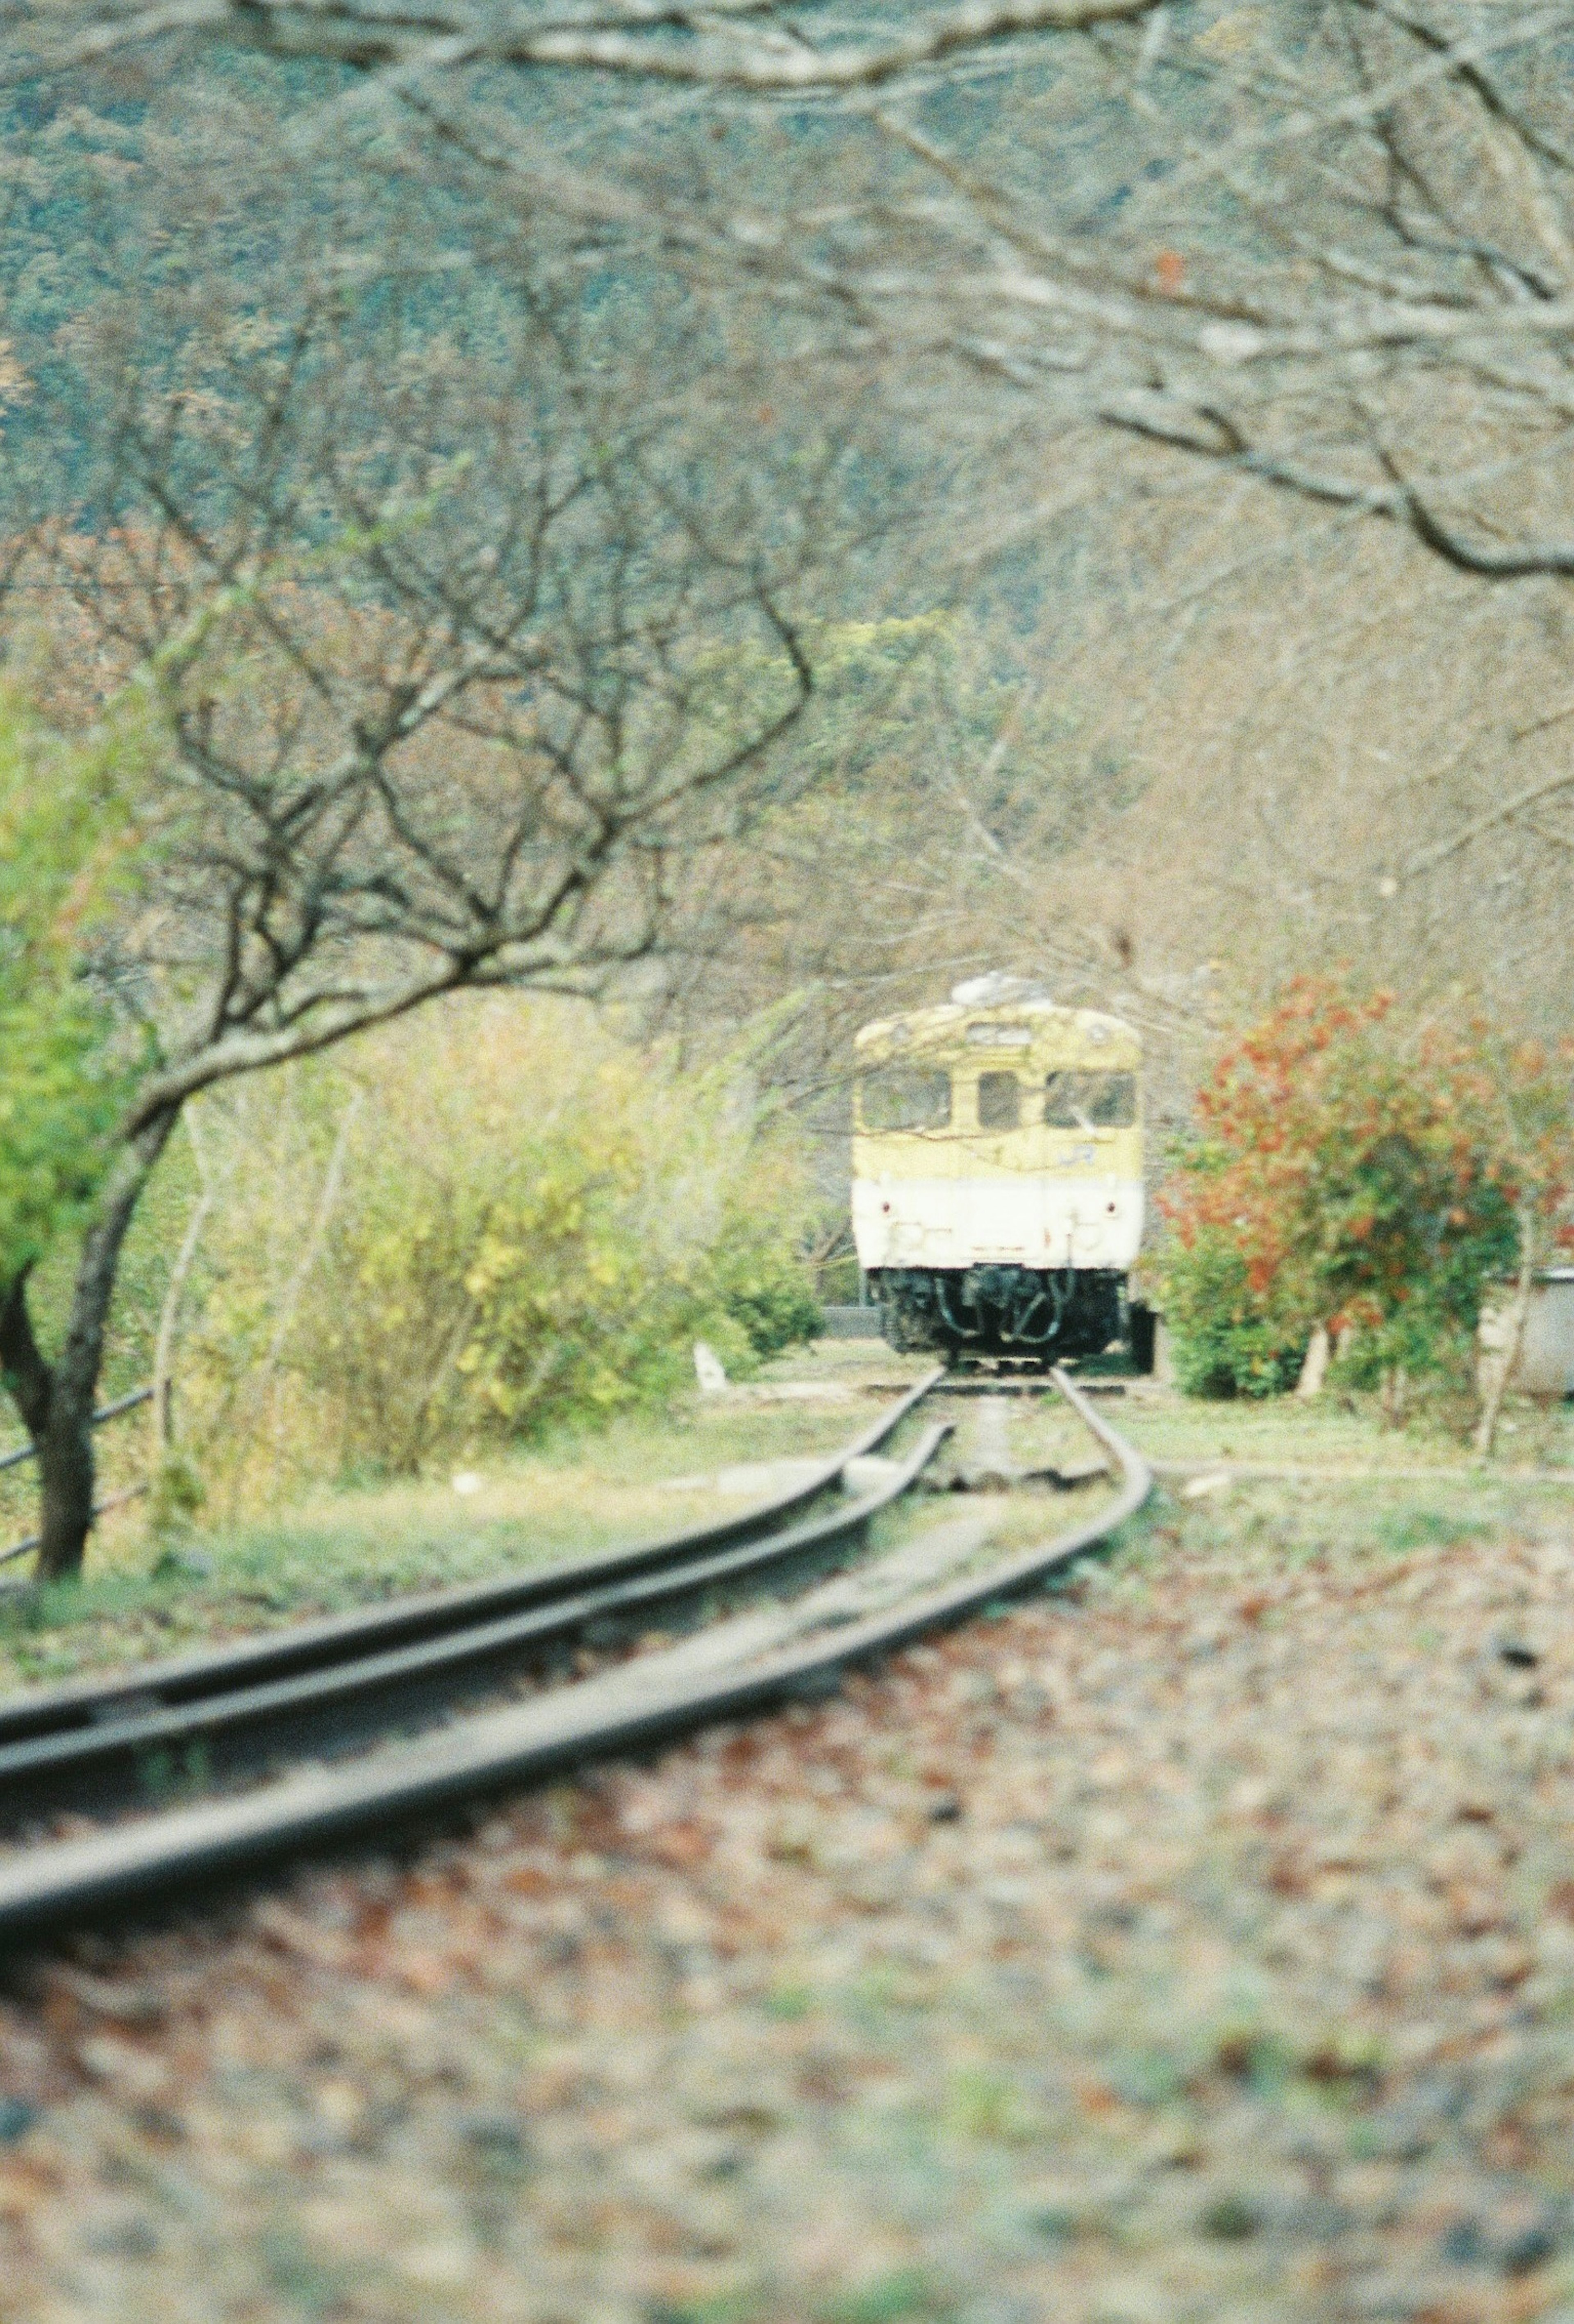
{"left": 854, "top": 996, "right": 1140, "bottom": 1054}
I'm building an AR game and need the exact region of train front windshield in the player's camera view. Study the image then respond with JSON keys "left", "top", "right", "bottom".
{"left": 1042, "top": 1070, "right": 1137, "bottom": 1129}
{"left": 858, "top": 1066, "right": 952, "bottom": 1132}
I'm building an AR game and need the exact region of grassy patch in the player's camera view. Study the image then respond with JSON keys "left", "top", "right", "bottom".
{"left": 1128, "top": 1469, "right": 1574, "bottom": 1583}
{"left": 10, "top": 1346, "right": 1560, "bottom": 1700}
{"left": 821, "top": 2270, "right": 952, "bottom": 2324}
{"left": 1121, "top": 1374, "right": 1574, "bottom": 1472}
{"left": 0, "top": 1370, "right": 903, "bottom": 1693}
{"left": 1372, "top": 1506, "right": 1493, "bottom": 1553}
{"left": 1106, "top": 1380, "right": 1574, "bottom": 1585}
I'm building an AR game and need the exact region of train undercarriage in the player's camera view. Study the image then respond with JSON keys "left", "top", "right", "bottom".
{"left": 870, "top": 1263, "right": 1153, "bottom": 1370}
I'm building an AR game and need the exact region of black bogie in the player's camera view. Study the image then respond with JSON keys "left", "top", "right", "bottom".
{"left": 872, "top": 1265, "right": 1129, "bottom": 1363}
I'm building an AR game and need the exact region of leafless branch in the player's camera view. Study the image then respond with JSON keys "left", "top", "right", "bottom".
{"left": 16, "top": 0, "right": 1164, "bottom": 85}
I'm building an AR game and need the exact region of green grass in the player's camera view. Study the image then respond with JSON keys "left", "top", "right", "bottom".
{"left": 1119, "top": 1374, "right": 1574, "bottom": 1472}
{"left": 821, "top": 2271, "right": 953, "bottom": 2324}
{"left": 4, "top": 1335, "right": 1569, "bottom": 1698}
{"left": 1047, "top": 1375, "right": 1574, "bottom": 1602}
{"left": 1116, "top": 1468, "right": 1572, "bottom": 1586}
{"left": 1372, "top": 1505, "right": 1492, "bottom": 1553}
{"left": 0, "top": 1376, "right": 897, "bottom": 1694}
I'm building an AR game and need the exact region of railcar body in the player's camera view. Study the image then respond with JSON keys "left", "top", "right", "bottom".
{"left": 851, "top": 980, "right": 1145, "bottom": 1361}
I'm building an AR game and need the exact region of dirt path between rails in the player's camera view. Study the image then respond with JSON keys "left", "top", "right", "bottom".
{"left": 6, "top": 1504, "right": 1574, "bottom": 2322}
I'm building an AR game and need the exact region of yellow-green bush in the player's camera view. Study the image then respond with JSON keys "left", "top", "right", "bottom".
{"left": 164, "top": 998, "right": 821, "bottom": 1508}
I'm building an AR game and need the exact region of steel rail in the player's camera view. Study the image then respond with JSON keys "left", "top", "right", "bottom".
{"left": 0, "top": 1369, "right": 1150, "bottom": 1945}
{"left": 0, "top": 1370, "right": 941, "bottom": 1752}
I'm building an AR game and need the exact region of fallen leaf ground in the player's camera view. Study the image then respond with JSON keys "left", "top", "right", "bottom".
{"left": 6, "top": 1436, "right": 1574, "bottom": 2324}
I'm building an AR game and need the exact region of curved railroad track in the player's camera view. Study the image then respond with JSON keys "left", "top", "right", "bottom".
{"left": 0, "top": 1367, "right": 1150, "bottom": 1947}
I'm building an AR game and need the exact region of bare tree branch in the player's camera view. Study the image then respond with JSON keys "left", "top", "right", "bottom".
{"left": 16, "top": 0, "right": 1164, "bottom": 85}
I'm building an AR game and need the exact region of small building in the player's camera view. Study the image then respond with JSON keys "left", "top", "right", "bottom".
{"left": 1480, "top": 1270, "right": 1574, "bottom": 1397}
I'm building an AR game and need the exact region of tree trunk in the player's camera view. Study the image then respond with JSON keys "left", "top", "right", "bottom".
{"left": 1295, "top": 1322, "right": 1331, "bottom": 1399}
{"left": 1474, "top": 1207, "right": 1538, "bottom": 1461}
{"left": 34, "top": 1394, "right": 97, "bottom": 1585}
{"left": 0, "top": 1111, "right": 178, "bottom": 1583}
{"left": 0, "top": 1266, "right": 93, "bottom": 1580}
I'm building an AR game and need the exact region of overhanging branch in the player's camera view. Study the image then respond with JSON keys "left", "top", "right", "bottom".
{"left": 18, "top": 0, "right": 1165, "bottom": 86}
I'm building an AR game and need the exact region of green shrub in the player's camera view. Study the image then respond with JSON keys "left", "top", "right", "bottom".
{"left": 707, "top": 1168, "right": 824, "bottom": 1356}
{"left": 1159, "top": 979, "right": 1565, "bottom": 1408}
{"left": 1159, "top": 1229, "right": 1308, "bottom": 1399}
{"left": 166, "top": 997, "right": 824, "bottom": 1503}
{"left": 0, "top": 702, "right": 148, "bottom": 1284}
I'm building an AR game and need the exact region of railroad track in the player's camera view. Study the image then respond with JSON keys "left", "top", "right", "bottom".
{"left": 0, "top": 1368, "right": 1150, "bottom": 1946}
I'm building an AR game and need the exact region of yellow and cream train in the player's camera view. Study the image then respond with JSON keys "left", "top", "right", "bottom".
{"left": 851, "top": 975, "right": 1147, "bottom": 1362}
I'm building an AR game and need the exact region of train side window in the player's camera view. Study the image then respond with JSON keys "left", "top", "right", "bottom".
{"left": 1044, "top": 1070, "right": 1137, "bottom": 1129}
{"left": 858, "top": 1066, "right": 952, "bottom": 1132}
{"left": 977, "top": 1070, "right": 1020, "bottom": 1130}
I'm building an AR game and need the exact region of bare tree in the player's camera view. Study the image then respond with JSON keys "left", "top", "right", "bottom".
{"left": 15, "top": 2, "right": 1162, "bottom": 84}
{"left": 10, "top": 0, "right": 1574, "bottom": 1510}
{"left": 28, "top": 0, "right": 1574, "bottom": 588}
{"left": 0, "top": 144, "right": 867, "bottom": 1577}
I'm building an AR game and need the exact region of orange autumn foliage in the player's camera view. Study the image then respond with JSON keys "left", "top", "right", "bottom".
{"left": 1159, "top": 979, "right": 1574, "bottom": 1397}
